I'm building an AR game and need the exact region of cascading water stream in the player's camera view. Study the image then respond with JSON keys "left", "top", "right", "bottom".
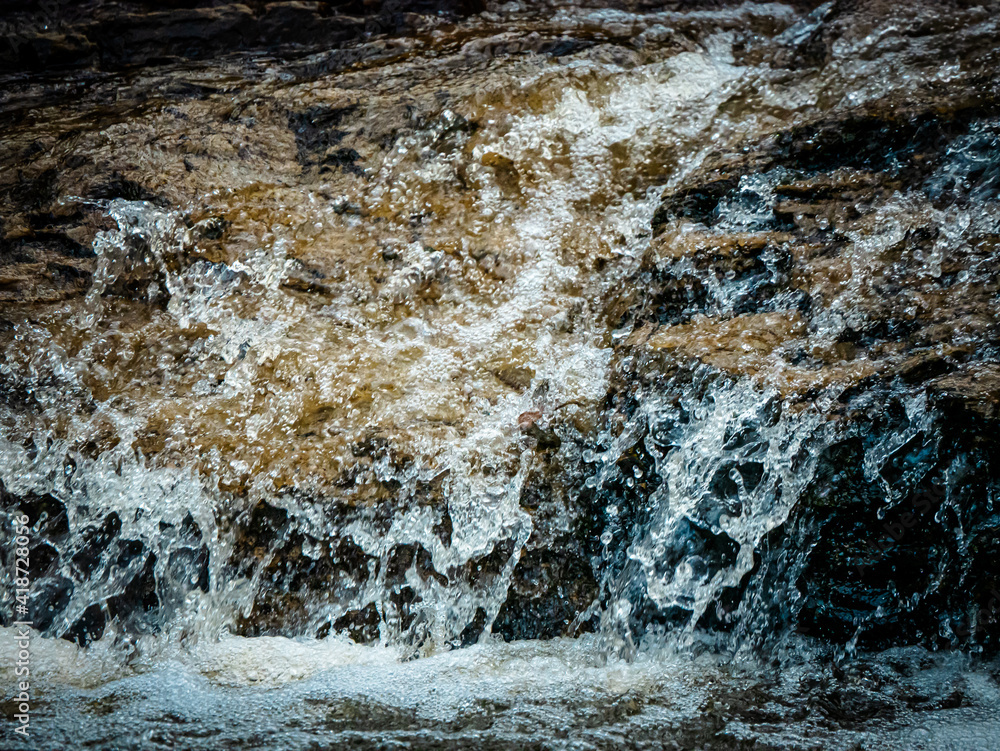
{"left": 2, "top": 1, "right": 1000, "bottom": 748}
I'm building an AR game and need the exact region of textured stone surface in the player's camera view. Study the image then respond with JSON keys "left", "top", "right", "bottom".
{"left": 0, "top": 1, "right": 493, "bottom": 74}
{"left": 1, "top": 0, "right": 999, "bottom": 654}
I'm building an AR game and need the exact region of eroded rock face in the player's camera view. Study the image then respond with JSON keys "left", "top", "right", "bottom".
{"left": 601, "top": 3, "right": 1000, "bottom": 651}
{"left": 0, "top": 0, "right": 998, "bottom": 656}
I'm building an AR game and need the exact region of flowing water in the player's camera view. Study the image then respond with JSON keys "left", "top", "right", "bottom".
{"left": 2, "top": 1, "right": 1000, "bottom": 748}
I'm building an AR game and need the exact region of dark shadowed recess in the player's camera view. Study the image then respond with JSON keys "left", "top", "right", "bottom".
{"left": 0, "top": 1, "right": 488, "bottom": 75}
{"left": 0, "top": 0, "right": 842, "bottom": 76}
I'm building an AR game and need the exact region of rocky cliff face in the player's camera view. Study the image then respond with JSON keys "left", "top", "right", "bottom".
{"left": 0, "top": 0, "right": 998, "bottom": 658}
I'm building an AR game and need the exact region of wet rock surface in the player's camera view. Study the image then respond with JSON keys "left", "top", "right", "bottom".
{"left": 609, "top": 88, "right": 1000, "bottom": 650}
{"left": 0, "top": 1, "right": 489, "bottom": 74}
{"left": 0, "top": 0, "right": 998, "bottom": 678}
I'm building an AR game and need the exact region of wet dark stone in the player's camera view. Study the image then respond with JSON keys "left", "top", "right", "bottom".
{"left": 66, "top": 602, "right": 106, "bottom": 646}
{"left": 70, "top": 513, "right": 123, "bottom": 579}
{"left": 331, "top": 602, "right": 382, "bottom": 643}
{"left": 651, "top": 104, "right": 1000, "bottom": 235}
{"left": 652, "top": 177, "right": 741, "bottom": 230}
{"left": 493, "top": 551, "right": 597, "bottom": 641}
{"left": 90, "top": 174, "right": 166, "bottom": 205}
{"left": 106, "top": 552, "right": 160, "bottom": 636}
{"left": 0, "top": 1, "right": 488, "bottom": 75}
{"left": 321, "top": 146, "right": 365, "bottom": 175}
{"left": 28, "top": 575, "right": 74, "bottom": 633}
{"left": 0, "top": 482, "right": 217, "bottom": 643}
{"left": 288, "top": 105, "right": 357, "bottom": 166}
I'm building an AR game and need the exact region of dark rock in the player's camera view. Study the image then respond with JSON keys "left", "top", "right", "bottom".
{"left": 0, "top": 1, "right": 487, "bottom": 75}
